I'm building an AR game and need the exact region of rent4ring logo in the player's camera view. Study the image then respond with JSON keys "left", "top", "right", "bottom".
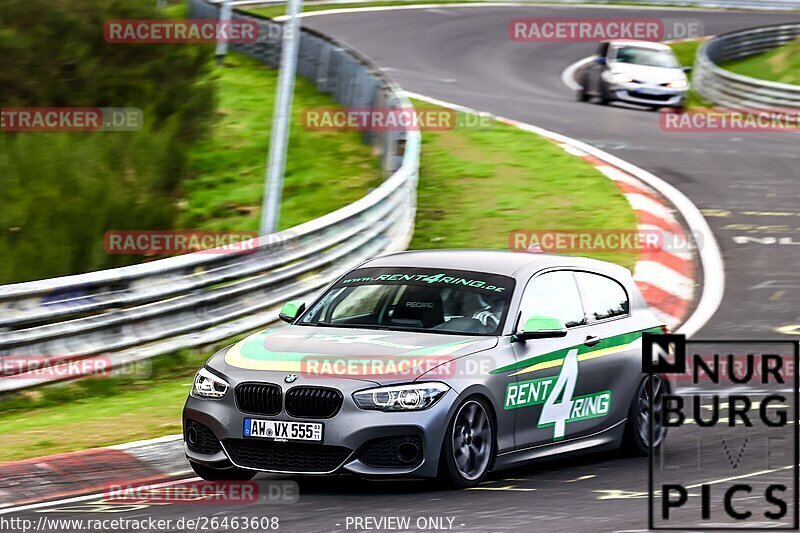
{"left": 504, "top": 348, "right": 612, "bottom": 441}
{"left": 643, "top": 334, "right": 800, "bottom": 530}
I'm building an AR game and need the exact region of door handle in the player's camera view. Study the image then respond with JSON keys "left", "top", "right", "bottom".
{"left": 584, "top": 335, "right": 601, "bottom": 347}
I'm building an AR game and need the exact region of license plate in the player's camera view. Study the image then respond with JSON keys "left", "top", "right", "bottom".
{"left": 244, "top": 419, "right": 323, "bottom": 442}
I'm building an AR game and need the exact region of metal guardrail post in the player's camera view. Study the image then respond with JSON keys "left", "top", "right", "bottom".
{"left": 315, "top": 41, "right": 332, "bottom": 92}
{"left": 215, "top": 1, "right": 233, "bottom": 65}
{"left": 260, "top": 0, "right": 304, "bottom": 235}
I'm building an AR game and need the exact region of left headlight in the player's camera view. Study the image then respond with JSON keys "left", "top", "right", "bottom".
{"left": 667, "top": 79, "right": 688, "bottom": 89}
{"left": 191, "top": 367, "right": 229, "bottom": 399}
{"left": 353, "top": 382, "right": 450, "bottom": 411}
{"left": 610, "top": 72, "right": 634, "bottom": 84}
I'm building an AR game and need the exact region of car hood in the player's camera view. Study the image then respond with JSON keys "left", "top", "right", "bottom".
{"left": 215, "top": 324, "right": 498, "bottom": 385}
{"left": 610, "top": 62, "right": 686, "bottom": 85}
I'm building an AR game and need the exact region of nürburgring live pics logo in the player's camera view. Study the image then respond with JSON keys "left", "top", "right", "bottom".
{"left": 643, "top": 333, "right": 800, "bottom": 530}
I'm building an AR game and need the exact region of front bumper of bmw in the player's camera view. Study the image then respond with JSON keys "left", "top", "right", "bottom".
{"left": 183, "top": 371, "right": 458, "bottom": 478}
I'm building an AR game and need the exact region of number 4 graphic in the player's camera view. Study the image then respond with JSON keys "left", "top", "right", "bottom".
{"left": 538, "top": 348, "right": 579, "bottom": 440}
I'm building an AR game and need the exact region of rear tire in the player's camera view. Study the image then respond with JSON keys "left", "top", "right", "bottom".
{"left": 190, "top": 460, "right": 256, "bottom": 481}
{"left": 622, "top": 375, "right": 667, "bottom": 456}
{"left": 577, "top": 86, "right": 589, "bottom": 102}
{"left": 439, "top": 397, "right": 495, "bottom": 489}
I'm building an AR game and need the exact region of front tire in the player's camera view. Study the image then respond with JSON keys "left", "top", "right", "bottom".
{"left": 622, "top": 375, "right": 667, "bottom": 456}
{"left": 596, "top": 80, "right": 611, "bottom": 105}
{"left": 190, "top": 460, "right": 256, "bottom": 481}
{"left": 439, "top": 397, "right": 495, "bottom": 488}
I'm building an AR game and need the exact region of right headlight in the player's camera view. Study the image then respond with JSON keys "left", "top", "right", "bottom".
{"left": 353, "top": 382, "right": 450, "bottom": 411}
{"left": 191, "top": 367, "right": 229, "bottom": 399}
{"left": 667, "top": 79, "right": 688, "bottom": 89}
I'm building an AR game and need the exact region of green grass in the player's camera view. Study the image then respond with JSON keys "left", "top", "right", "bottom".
{"left": 245, "top": 0, "right": 741, "bottom": 19}
{"left": 0, "top": 105, "right": 638, "bottom": 463}
{"left": 720, "top": 38, "right": 800, "bottom": 86}
{"left": 0, "top": 380, "right": 191, "bottom": 462}
{"left": 410, "top": 102, "right": 636, "bottom": 270}
{"left": 669, "top": 40, "right": 701, "bottom": 71}
{"left": 181, "top": 54, "right": 381, "bottom": 232}
{"left": 0, "top": 347, "right": 216, "bottom": 461}
{"left": 248, "top": 0, "right": 491, "bottom": 18}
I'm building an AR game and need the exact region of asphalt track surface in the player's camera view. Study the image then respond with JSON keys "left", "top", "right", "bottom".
{"left": 7, "top": 5, "right": 800, "bottom": 533}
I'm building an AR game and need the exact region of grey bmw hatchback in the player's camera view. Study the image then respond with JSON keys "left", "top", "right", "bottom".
{"left": 183, "top": 250, "right": 667, "bottom": 488}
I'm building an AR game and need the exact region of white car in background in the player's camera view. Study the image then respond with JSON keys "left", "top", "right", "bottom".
{"left": 579, "top": 40, "right": 690, "bottom": 110}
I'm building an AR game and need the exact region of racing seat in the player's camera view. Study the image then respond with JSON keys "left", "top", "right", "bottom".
{"left": 391, "top": 286, "right": 445, "bottom": 329}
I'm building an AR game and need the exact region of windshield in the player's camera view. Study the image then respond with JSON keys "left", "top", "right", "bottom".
{"left": 299, "top": 267, "right": 515, "bottom": 335}
{"left": 612, "top": 46, "right": 679, "bottom": 68}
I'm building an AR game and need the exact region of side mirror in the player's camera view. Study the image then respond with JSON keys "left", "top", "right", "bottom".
{"left": 279, "top": 300, "right": 305, "bottom": 323}
{"left": 682, "top": 66, "right": 692, "bottom": 73}
{"left": 596, "top": 56, "right": 607, "bottom": 66}
{"left": 514, "top": 316, "right": 568, "bottom": 341}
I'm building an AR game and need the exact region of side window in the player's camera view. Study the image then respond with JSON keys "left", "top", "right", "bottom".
{"left": 576, "top": 273, "right": 629, "bottom": 321}
{"left": 518, "top": 271, "right": 585, "bottom": 329}
{"left": 596, "top": 42, "right": 610, "bottom": 58}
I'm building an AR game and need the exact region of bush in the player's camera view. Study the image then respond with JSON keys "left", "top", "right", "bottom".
{"left": 0, "top": 0, "right": 215, "bottom": 284}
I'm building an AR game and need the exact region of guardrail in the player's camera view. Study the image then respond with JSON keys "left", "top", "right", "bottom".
{"left": 693, "top": 23, "right": 800, "bottom": 109}
{"left": 226, "top": 0, "right": 800, "bottom": 12}
{"left": 0, "top": 0, "right": 421, "bottom": 392}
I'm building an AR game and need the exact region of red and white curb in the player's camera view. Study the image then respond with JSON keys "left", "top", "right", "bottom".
{"left": 0, "top": 435, "right": 186, "bottom": 511}
{"left": 554, "top": 145, "right": 696, "bottom": 329}
{"left": 405, "top": 91, "right": 724, "bottom": 336}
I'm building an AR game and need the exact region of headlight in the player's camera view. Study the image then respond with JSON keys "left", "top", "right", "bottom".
{"left": 192, "top": 367, "right": 229, "bottom": 399}
{"left": 353, "top": 382, "right": 450, "bottom": 411}
{"left": 667, "top": 79, "right": 688, "bottom": 89}
{"left": 611, "top": 72, "right": 634, "bottom": 84}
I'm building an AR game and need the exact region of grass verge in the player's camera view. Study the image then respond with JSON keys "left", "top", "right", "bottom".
{"left": 0, "top": 105, "right": 638, "bottom": 463}
{"left": 182, "top": 53, "right": 380, "bottom": 232}
{"left": 245, "top": 0, "right": 736, "bottom": 19}
{"left": 0, "top": 349, "right": 210, "bottom": 461}
{"left": 410, "top": 101, "right": 637, "bottom": 270}
{"left": 248, "top": 0, "right": 497, "bottom": 18}
{"left": 719, "top": 37, "right": 800, "bottom": 86}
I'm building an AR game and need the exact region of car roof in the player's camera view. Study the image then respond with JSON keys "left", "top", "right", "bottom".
{"left": 607, "top": 40, "right": 672, "bottom": 51}
{"left": 361, "top": 249, "right": 630, "bottom": 280}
